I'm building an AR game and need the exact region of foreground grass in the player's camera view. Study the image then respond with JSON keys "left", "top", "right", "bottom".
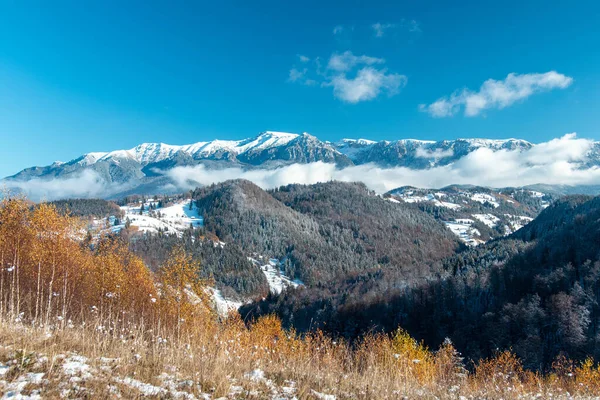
{"left": 2, "top": 196, "right": 600, "bottom": 399}
{"left": 2, "top": 316, "right": 600, "bottom": 399}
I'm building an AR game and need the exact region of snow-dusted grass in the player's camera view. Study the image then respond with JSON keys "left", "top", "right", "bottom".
{"left": 1, "top": 319, "right": 598, "bottom": 399}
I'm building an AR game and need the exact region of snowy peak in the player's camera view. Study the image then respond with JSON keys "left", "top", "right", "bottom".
{"left": 338, "top": 138, "right": 377, "bottom": 146}
{"left": 3, "top": 131, "right": 563, "bottom": 200}
{"left": 458, "top": 138, "right": 533, "bottom": 149}
{"left": 236, "top": 131, "right": 299, "bottom": 152}
{"left": 37, "top": 132, "right": 538, "bottom": 171}
{"left": 78, "top": 131, "right": 303, "bottom": 167}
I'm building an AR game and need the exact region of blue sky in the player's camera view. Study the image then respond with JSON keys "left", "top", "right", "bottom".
{"left": 0, "top": 0, "right": 599, "bottom": 177}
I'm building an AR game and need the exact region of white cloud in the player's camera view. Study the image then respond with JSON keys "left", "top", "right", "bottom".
{"left": 289, "top": 51, "right": 405, "bottom": 103}
{"left": 6, "top": 134, "right": 600, "bottom": 201}
{"left": 2, "top": 170, "right": 129, "bottom": 201}
{"left": 372, "top": 23, "right": 395, "bottom": 37}
{"left": 298, "top": 54, "right": 310, "bottom": 63}
{"left": 288, "top": 68, "right": 306, "bottom": 82}
{"left": 420, "top": 71, "right": 573, "bottom": 117}
{"left": 326, "top": 67, "right": 407, "bottom": 103}
{"left": 288, "top": 67, "right": 317, "bottom": 86}
{"left": 163, "top": 134, "right": 600, "bottom": 193}
{"left": 327, "top": 51, "right": 385, "bottom": 72}
{"left": 333, "top": 25, "right": 344, "bottom": 35}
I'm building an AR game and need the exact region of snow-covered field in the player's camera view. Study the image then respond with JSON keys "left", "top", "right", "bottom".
{"left": 470, "top": 193, "right": 500, "bottom": 208}
{"left": 504, "top": 214, "right": 534, "bottom": 231}
{"left": 92, "top": 199, "right": 204, "bottom": 238}
{"left": 444, "top": 219, "right": 484, "bottom": 246}
{"left": 207, "top": 288, "right": 243, "bottom": 316}
{"left": 390, "top": 191, "right": 461, "bottom": 209}
{"left": 121, "top": 200, "right": 203, "bottom": 236}
{"left": 472, "top": 213, "right": 500, "bottom": 228}
{"left": 386, "top": 188, "right": 547, "bottom": 246}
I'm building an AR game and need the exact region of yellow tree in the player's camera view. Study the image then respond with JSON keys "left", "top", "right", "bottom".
{"left": 90, "top": 238, "right": 159, "bottom": 328}
{"left": 30, "top": 203, "right": 83, "bottom": 326}
{"left": 0, "top": 196, "right": 33, "bottom": 320}
{"left": 158, "top": 246, "right": 213, "bottom": 342}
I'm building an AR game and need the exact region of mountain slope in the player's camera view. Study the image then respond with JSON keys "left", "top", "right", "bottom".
{"left": 241, "top": 194, "right": 600, "bottom": 370}
{"left": 192, "top": 180, "right": 461, "bottom": 285}
{"left": 385, "top": 185, "right": 557, "bottom": 244}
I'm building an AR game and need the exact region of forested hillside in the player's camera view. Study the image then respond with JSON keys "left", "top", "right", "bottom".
{"left": 386, "top": 185, "right": 555, "bottom": 244}
{"left": 242, "top": 194, "right": 600, "bottom": 371}
{"left": 192, "top": 180, "right": 461, "bottom": 285}
{"left": 48, "top": 198, "right": 123, "bottom": 218}
{"left": 129, "top": 232, "right": 268, "bottom": 299}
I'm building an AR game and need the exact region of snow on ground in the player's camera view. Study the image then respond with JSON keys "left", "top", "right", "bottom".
{"left": 0, "top": 348, "right": 307, "bottom": 400}
{"left": 470, "top": 193, "right": 499, "bottom": 208}
{"left": 504, "top": 214, "right": 534, "bottom": 232}
{"left": 250, "top": 258, "right": 303, "bottom": 295}
{"left": 529, "top": 190, "right": 545, "bottom": 198}
{"left": 472, "top": 213, "right": 500, "bottom": 228}
{"left": 115, "top": 199, "right": 203, "bottom": 237}
{"left": 207, "top": 288, "right": 243, "bottom": 316}
{"left": 391, "top": 192, "right": 461, "bottom": 209}
{"left": 444, "top": 219, "right": 484, "bottom": 246}
{"left": 528, "top": 191, "right": 550, "bottom": 208}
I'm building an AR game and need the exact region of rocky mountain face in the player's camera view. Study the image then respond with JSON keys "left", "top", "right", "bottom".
{"left": 5, "top": 130, "right": 599, "bottom": 199}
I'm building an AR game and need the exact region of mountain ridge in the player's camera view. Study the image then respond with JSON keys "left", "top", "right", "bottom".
{"left": 5, "top": 131, "right": 600, "bottom": 200}
{"left": 7, "top": 131, "right": 537, "bottom": 177}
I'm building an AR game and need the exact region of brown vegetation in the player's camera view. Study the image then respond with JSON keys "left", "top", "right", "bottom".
{"left": 1, "top": 195, "right": 600, "bottom": 398}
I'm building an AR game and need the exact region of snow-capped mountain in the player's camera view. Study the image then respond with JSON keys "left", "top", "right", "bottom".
{"left": 4, "top": 130, "right": 598, "bottom": 200}
{"left": 334, "top": 137, "right": 533, "bottom": 167}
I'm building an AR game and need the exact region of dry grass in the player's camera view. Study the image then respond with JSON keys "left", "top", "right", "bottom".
{"left": 2, "top": 316, "right": 600, "bottom": 399}
{"left": 2, "top": 196, "right": 600, "bottom": 398}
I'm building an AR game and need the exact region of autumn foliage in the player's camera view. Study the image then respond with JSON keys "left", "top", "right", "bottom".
{"left": 2, "top": 195, "right": 600, "bottom": 398}
{"left": 0, "top": 196, "right": 211, "bottom": 340}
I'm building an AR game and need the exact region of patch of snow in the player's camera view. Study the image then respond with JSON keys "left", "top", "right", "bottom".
{"left": 471, "top": 193, "right": 499, "bottom": 208}
{"left": 253, "top": 258, "right": 302, "bottom": 295}
{"left": 392, "top": 193, "right": 461, "bottom": 209}
{"left": 472, "top": 214, "right": 500, "bottom": 228}
{"left": 115, "top": 377, "right": 164, "bottom": 397}
{"left": 504, "top": 214, "right": 534, "bottom": 232}
{"left": 529, "top": 190, "right": 545, "bottom": 198}
{"left": 207, "top": 288, "right": 242, "bottom": 316}
{"left": 119, "top": 199, "right": 203, "bottom": 237}
{"left": 62, "top": 355, "right": 91, "bottom": 377}
{"left": 444, "top": 220, "right": 483, "bottom": 247}
{"left": 311, "top": 390, "right": 337, "bottom": 400}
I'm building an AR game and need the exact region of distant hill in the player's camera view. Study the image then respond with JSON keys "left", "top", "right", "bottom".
{"left": 192, "top": 180, "right": 461, "bottom": 285}
{"left": 47, "top": 198, "right": 123, "bottom": 218}
{"left": 385, "top": 185, "right": 558, "bottom": 244}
